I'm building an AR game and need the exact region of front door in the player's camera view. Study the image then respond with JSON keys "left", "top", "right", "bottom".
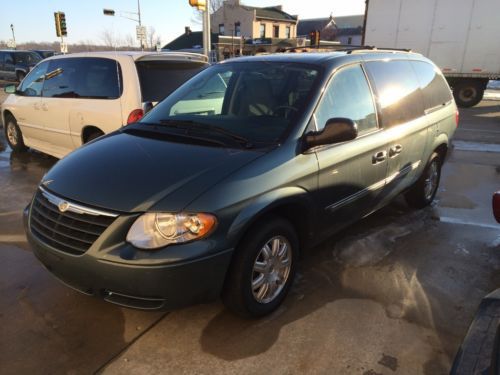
{"left": 10, "top": 61, "right": 49, "bottom": 145}
{"left": 313, "top": 63, "right": 389, "bottom": 236}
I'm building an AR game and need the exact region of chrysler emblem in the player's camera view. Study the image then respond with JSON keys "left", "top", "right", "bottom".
{"left": 58, "top": 201, "right": 69, "bottom": 212}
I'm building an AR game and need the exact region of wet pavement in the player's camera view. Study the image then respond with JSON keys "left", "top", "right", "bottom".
{"left": 0, "top": 100, "right": 499, "bottom": 374}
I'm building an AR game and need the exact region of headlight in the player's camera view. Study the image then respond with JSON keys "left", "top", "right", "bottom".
{"left": 126, "top": 212, "right": 217, "bottom": 249}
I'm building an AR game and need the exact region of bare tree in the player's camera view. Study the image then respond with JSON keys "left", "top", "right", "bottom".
{"left": 147, "top": 26, "right": 156, "bottom": 50}
{"left": 124, "top": 34, "right": 136, "bottom": 48}
{"left": 101, "top": 29, "right": 117, "bottom": 48}
{"left": 191, "top": 0, "right": 225, "bottom": 25}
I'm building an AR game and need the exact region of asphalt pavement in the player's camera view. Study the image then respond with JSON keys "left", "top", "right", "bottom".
{"left": 0, "top": 89, "right": 499, "bottom": 374}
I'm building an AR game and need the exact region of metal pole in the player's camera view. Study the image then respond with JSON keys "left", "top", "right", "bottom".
{"left": 203, "top": 8, "right": 211, "bottom": 59}
{"left": 138, "top": 0, "right": 143, "bottom": 51}
{"left": 10, "top": 24, "right": 16, "bottom": 49}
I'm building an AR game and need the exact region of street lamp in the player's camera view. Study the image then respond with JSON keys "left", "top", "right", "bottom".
{"left": 10, "top": 24, "right": 16, "bottom": 50}
{"left": 103, "top": 0, "right": 144, "bottom": 50}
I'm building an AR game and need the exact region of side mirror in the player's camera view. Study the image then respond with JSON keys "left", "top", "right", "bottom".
{"left": 4, "top": 84, "right": 16, "bottom": 94}
{"left": 304, "top": 117, "right": 358, "bottom": 149}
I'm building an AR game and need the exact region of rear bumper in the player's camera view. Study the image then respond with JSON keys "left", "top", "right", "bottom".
{"left": 23, "top": 205, "right": 233, "bottom": 311}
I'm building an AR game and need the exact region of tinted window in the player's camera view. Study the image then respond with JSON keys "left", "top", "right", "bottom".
{"left": 14, "top": 52, "right": 41, "bottom": 65}
{"left": 136, "top": 61, "right": 206, "bottom": 102}
{"left": 315, "top": 64, "right": 377, "bottom": 134}
{"left": 411, "top": 60, "right": 452, "bottom": 110}
{"left": 18, "top": 61, "right": 49, "bottom": 96}
{"left": 4, "top": 53, "right": 14, "bottom": 65}
{"left": 43, "top": 58, "right": 121, "bottom": 99}
{"left": 366, "top": 60, "right": 424, "bottom": 127}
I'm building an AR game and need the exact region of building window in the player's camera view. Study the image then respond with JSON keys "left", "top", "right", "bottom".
{"left": 219, "top": 24, "right": 225, "bottom": 35}
{"left": 285, "top": 26, "right": 291, "bottom": 39}
{"left": 260, "top": 24, "right": 266, "bottom": 38}
{"left": 235, "top": 22, "right": 241, "bottom": 37}
{"left": 347, "top": 37, "right": 352, "bottom": 45}
{"left": 273, "top": 25, "right": 279, "bottom": 38}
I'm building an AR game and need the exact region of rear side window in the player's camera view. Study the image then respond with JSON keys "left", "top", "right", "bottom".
{"left": 410, "top": 60, "right": 452, "bottom": 111}
{"left": 4, "top": 53, "right": 14, "bottom": 65}
{"left": 43, "top": 57, "right": 122, "bottom": 99}
{"left": 135, "top": 61, "right": 206, "bottom": 102}
{"left": 365, "top": 60, "right": 424, "bottom": 127}
{"left": 315, "top": 64, "right": 377, "bottom": 134}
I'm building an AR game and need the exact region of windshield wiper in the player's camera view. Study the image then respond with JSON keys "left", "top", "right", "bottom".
{"left": 158, "top": 119, "right": 254, "bottom": 149}
{"left": 124, "top": 124, "right": 228, "bottom": 147}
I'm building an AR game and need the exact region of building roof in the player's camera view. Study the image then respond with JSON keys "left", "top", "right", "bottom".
{"left": 297, "top": 15, "right": 364, "bottom": 36}
{"left": 242, "top": 5, "right": 297, "bottom": 22}
{"left": 163, "top": 31, "right": 220, "bottom": 50}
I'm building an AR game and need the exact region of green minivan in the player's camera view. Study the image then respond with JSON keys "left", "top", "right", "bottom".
{"left": 24, "top": 50, "right": 457, "bottom": 317}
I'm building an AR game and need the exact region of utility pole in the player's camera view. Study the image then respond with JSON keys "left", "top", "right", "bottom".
{"left": 188, "top": 0, "right": 211, "bottom": 59}
{"left": 10, "top": 24, "right": 16, "bottom": 49}
{"left": 137, "top": 0, "right": 143, "bottom": 50}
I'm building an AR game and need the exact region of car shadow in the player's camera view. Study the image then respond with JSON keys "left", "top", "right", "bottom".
{"left": 198, "top": 196, "right": 498, "bottom": 372}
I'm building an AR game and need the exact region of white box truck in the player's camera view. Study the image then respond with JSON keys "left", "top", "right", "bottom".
{"left": 363, "top": 0, "right": 500, "bottom": 107}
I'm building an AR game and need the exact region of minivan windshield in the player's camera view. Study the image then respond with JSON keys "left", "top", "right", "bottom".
{"left": 140, "top": 61, "right": 320, "bottom": 148}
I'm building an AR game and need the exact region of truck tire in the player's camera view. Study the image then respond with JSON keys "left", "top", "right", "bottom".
{"left": 453, "top": 81, "right": 484, "bottom": 108}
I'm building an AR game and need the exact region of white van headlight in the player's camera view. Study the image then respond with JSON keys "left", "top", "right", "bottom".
{"left": 126, "top": 212, "right": 217, "bottom": 249}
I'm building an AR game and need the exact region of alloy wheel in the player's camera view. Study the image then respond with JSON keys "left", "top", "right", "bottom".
{"left": 251, "top": 235, "right": 292, "bottom": 304}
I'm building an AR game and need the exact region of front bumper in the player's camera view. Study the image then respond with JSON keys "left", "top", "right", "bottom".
{"left": 23, "top": 206, "right": 233, "bottom": 311}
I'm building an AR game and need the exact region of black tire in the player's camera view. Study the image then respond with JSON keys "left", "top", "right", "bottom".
{"left": 4, "top": 114, "right": 28, "bottom": 152}
{"left": 453, "top": 81, "right": 484, "bottom": 108}
{"left": 222, "top": 216, "right": 299, "bottom": 318}
{"left": 16, "top": 71, "right": 26, "bottom": 82}
{"left": 405, "top": 152, "right": 441, "bottom": 209}
{"left": 85, "top": 131, "right": 104, "bottom": 143}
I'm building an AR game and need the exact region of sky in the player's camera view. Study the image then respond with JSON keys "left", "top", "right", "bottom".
{"left": 0, "top": 0, "right": 366, "bottom": 46}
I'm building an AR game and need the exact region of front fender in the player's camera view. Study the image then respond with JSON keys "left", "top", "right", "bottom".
{"left": 227, "top": 186, "right": 315, "bottom": 244}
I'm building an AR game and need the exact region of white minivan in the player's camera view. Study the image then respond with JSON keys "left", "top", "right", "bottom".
{"left": 1, "top": 51, "right": 208, "bottom": 158}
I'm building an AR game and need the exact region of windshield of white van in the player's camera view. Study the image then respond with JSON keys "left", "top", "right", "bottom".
{"left": 140, "top": 61, "right": 320, "bottom": 147}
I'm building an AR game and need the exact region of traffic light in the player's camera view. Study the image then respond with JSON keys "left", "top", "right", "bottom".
{"left": 309, "top": 30, "right": 320, "bottom": 47}
{"left": 54, "top": 12, "right": 61, "bottom": 37}
{"left": 189, "top": 0, "right": 206, "bottom": 11}
{"left": 54, "top": 12, "right": 67, "bottom": 37}
{"left": 59, "top": 12, "right": 67, "bottom": 36}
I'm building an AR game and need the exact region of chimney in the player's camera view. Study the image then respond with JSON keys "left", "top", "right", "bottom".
{"left": 274, "top": 5, "right": 283, "bottom": 11}
{"left": 185, "top": 26, "right": 191, "bottom": 35}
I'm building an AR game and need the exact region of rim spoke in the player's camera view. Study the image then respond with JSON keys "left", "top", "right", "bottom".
{"left": 253, "top": 260, "right": 267, "bottom": 274}
{"left": 252, "top": 274, "right": 265, "bottom": 289}
{"left": 256, "top": 282, "right": 269, "bottom": 300}
{"left": 277, "top": 242, "right": 287, "bottom": 259}
{"left": 271, "top": 238, "right": 280, "bottom": 256}
{"left": 261, "top": 244, "right": 271, "bottom": 260}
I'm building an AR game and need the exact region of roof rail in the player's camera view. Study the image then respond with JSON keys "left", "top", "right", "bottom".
{"left": 282, "top": 44, "right": 413, "bottom": 54}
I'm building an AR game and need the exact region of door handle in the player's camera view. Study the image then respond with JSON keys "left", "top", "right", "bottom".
{"left": 372, "top": 150, "right": 387, "bottom": 164}
{"left": 389, "top": 144, "right": 403, "bottom": 157}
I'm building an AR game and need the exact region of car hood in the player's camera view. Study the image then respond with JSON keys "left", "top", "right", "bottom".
{"left": 42, "top": 132, "right": 264, "bottom": 213}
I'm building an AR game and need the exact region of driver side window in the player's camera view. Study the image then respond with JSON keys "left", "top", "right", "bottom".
{"left": 18, "top": 61, "right": 49, "bottom": 97}
{"left": 315, "top": 64, "right": 377, "bottom": 135}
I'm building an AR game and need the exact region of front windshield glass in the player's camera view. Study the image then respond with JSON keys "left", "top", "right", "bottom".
{"left": 141, "top": 61, "right": 320, "bottom": 148}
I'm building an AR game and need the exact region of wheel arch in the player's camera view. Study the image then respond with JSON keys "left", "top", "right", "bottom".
{"left": 81, "top": 125, "right": 105, "bottom": 144}
{"left": 227, "top": 187, "right": 317, "bottom": 253}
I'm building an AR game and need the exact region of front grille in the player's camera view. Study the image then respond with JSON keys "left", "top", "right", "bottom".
{"left": 30, "top": 189, "right": 116, "bottom": 255}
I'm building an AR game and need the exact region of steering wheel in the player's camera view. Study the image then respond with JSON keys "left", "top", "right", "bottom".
{"left": 272, "top": 105, "right": 298, "bottom": 116}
